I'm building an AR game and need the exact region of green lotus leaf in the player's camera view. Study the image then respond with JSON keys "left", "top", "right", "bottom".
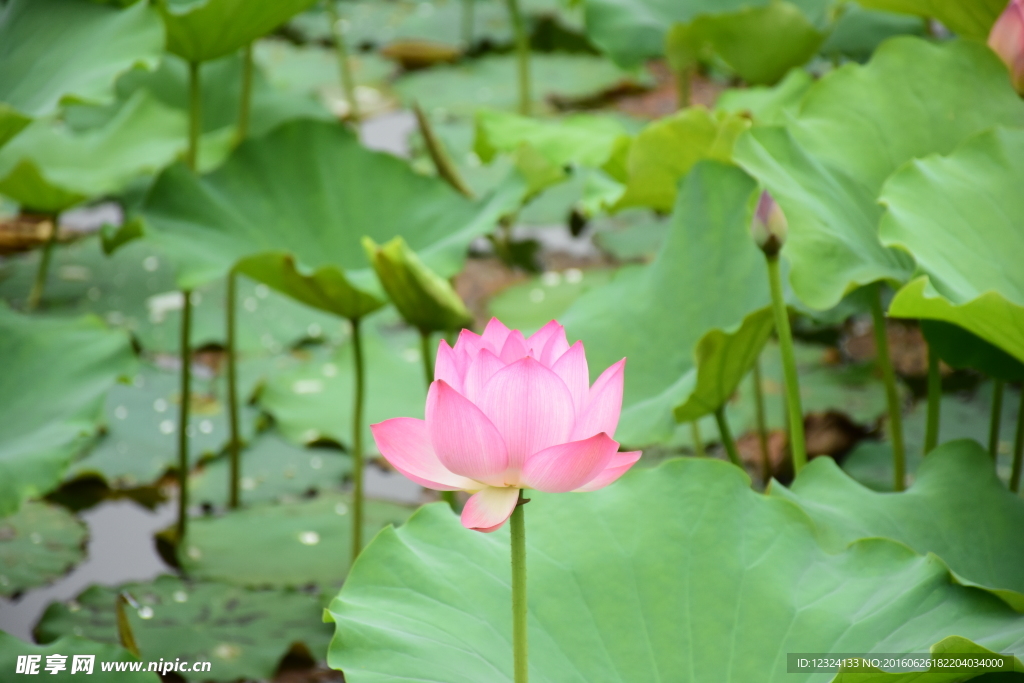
{"left": 0, "top": 306, "right": 135, "bottom": 516}
{"left": 179, "top": 492, "right": 414, "bottom": 589}
{"left": 561, "top": 161, "right": 770, "bottom": 447}
{"left": 819, "top": 4, "right": 927, "bottom": 63}
{"left": 614, "top": 107, "right": 750, "bottom": 212}
{"left": 488, "top": 267, "right": 616, "bottom": 333}
{"left": 158, "top": 0, "right": 318, "bottom": 64}
{"left": 582, "top": 0, "right": 831, "bottom": 70}
{"left": 0, "top": 91, "right": 186, "bottom": 213}
{"left": 66, "top": 362, "right": 260, "bottom": 490}
{"left": 0, "top": 631, "right": 157, "bottom": 682}
{"left": 879, "top": 127, "right": 1024, "bottom": 363}
{"left": 921, "top": 320, "right": 1024, "bottom": 382}
{"left": 715, "top": 68, "right": 813, "bottom": 125}
{"left": 674, "top": 306, "right": 775, "bottom": 422}
{"left": 395, "top": 53, "right": 652, "bottom": 117}
{"left": 363, "top": 237, "right": 473, "bottom": 335}
{"left": 857, "top": 0, "right": 1005, "bottom": 39}
{"left": 258, "top": 311, "right": 427, "bottom": 451}
{"left": 36, "top": 575, "right": 332, "bottom": 682}
{"left": 0, "top": 501, "right": 86, "bottom": 597}
{"left": 890, "top": 278, "right": 1024, "bottom": 368}
{"left": 326, "top": 457, "right": 1024, "bottom": 682}
{"left": 190, "top": 433, "right": 351, "bottom": 508}
{"left": 734, "top": 37, "right": 1024, "bottom": 311}
{"left": 0, "top": 0, "right": 163, "bottom": 148}
{"left": 141, "top": 120, "right": 519, "bottom": 320}
{"left": 774, "top": 439, "right": 1024, "bottom": 611}
{"left": 665, "top": 2, "right": 825, "bottom": 85}
{"left": 0, "top": 236, "right": 341, "bottom": 354}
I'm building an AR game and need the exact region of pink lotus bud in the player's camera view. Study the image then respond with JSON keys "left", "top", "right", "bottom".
{"left": 370, "top": 318, "right": 641, "bottom": 533}
{"left": 990, "top": 0, "right": 1024, "bottom": 94}
{"left": 751, "top": 191, "right": 788, "bottom": 257}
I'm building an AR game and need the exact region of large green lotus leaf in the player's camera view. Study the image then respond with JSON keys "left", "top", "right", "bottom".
{"left": 841, "top": 381, "right": 1021, "bottom": 492}
{"left": 582, "top": 0, "right": 831, "bottom": 69}
{"left": 560, "top": 161, "right": 770, "bottom": 447}
{"left": 614, "top": 107, "right": 750, "bottom": 212}
{"left": 890, "top": 278, "right": 1024, "bottom": 368}
{"left": 258, "top": 312, "right": 427, "bottom": 450}
{"left": 488, "top": 267, "right": 616, "bottom": 334}
{"left": 179, "top": 492, "right": 414, "bottom": 589}
{"left": 0, "top": 631, "right": 158, "bottom": 682}
{"left": 0, "top": 0, "right": 162, "bottom": 148}
{"left": 0, "top": 501, "right": 86, "bottom": 597}
{"left": 0, "top": 236, "right": 341, "bottom": 354}
{"left": 36, "top": 575, "right": 332, "bottom": 682}
{"left": 921, "top": 320, "right": 1024, "bottom": 382}
{"left": 0, "top": 306, "right": 135, "bottom": 516}
{"left": 141, "top": 119, "right": 518, "bottom": 318}
{"left": 158, "top": 0, "right": 317, "bottom": 63}
{"left": 590, "top": 210, "right": 670, "bottom": 261}
{"left": 819, "top": 4, "right": 927, "bottom": 63}
{"left": 715, "top": 68, "right": 813, "bottom": 125}
{"left": 665, "top": 2, "right": 825, "bottom": 85}
{"left": 734, "top": 37, "right": 1024, "bottom": 311}
{"left": 674, "top": 307, "right": 775, "bottom": 422}
{"left": 879, "top": 128, "right": 1024, "bottom": 363}
{"left": 857, "top": 0, "right": 1005, "bottom": 38}
{"left": 190, "top": 433, "right": 351, "bottom": 508}
{"left": 395, "top": 54, "right": 652, "bottom": 118}
{"left": 0, "top": 91, "right": 186, "bottom": 213}
{"left": 774, "top": 439, "right": 1024, "bottom": 611}
{"left": 327, "top": 457, "right": 1024, "bottom": 682}
{"left": 66, "top": 362, "right": 260, "bottom": 490}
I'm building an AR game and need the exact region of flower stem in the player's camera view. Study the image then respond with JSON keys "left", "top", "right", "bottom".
{"left": 187, "top": 61, "right": 201, "bottom": 171}
{"left": 752, "top": 359, "right": 771, "bottom": 483}
{"left": 235, "top": 43, "right": 253, "bottom": 144}
{"left": 869, "top": 284, "right": 905, "bottom": 491}
{"left": 461, "top": 0, "right": 475, "bottom": 49}
{"left": 504, "top": 0, "right": 531, "bottom": 115}
{"left": 327, "top": 1, "right": 360, "bottom": 122}
{"left": 350, "top": 317, "right": 366, "bottom": 565}
{"left": 714, "top": 406, "right": 742, "bottom": 468}
{"left": 419, "top": 329, "right": 434, "bottom": 387}
{"left": 26, "top": 215, "right": 58, "bottom": 311}
{"left": 989, "top": 379, "right": 1005, "bottom": 461}
{"left": 690, "top": 421, "right": 706, "bottom": 457}
{"left": 412, "top": 102, "right": 474, "bottom": 198}
{"left": 675, "top": 64, "right": 691, "bottom": 110}
{"left": 510, "top": 491, "right": 529, "bottom": 683}
{"left": 924, "top": 344, "right": 941, "bottom": 455}
{"left": 1011, "top": 391, "right": 1023, "bottom": 493}
{"left": 176, "top": 290, "right": 193, "bottom": 543}
{"left": 226, "top": 270, "right": 241, "bottom": 509}
{"left": 765, "top": 254, "right": 807, "bottom": 473}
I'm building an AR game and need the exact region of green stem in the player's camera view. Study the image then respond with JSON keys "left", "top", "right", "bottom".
{"left": 176, "top": 290, "right": 193, "bottom": 543}
{"left": 461, "top": 0, "right": 475, "bottom": 49}
{"left": 924, "top": 344, "right": 941, "bottom": 455}
{"left": 752, "top": 359, "right": 771, "bottom": 484}
{"left": 690, "top": 421, "right": 706, "bottom": 457}
{"left": 869, "top": 284, "right": 906, "bottom": 491}
{"left": 675, "top": 64, "right": 691, "bottom": 110}
{"left": 714, "top": 406, "right": 742, "bottom": 468}
{"left": 420, "top": 329, "right": 434, "bottom": 387}
{"left": 235, "top": 43, "right": 253, "bottom": 144}
{"left": 412, "top": 102, "right": 474, "bottom": 198}
{"left": 350, "top": 317, "right": 366, "bottom": 565}
{"left": 226, "top": 271, "right": 241, "bottom": 509}
{"left": 510, "top": 491, "right": 529, "bottom": 683}
{"left": 766, "top": 254, "right": 807, "bottom": 473}
{"left": 187, "top": 61, "right": 201, "bottom": 171}
{"left": 1011, "top": 390, "right": 1023, "bottom": 493}
{"left": 327, "top": 1, "right": 360, "bottom": 122}
{"left": 26, "top": 215, "right": 58, "bottom": 311}
{"left": 990, "top": 379, "right": 1005, "bottom": 460}
{"left": 504, "top": 0, "right": 531, "bottom": 115}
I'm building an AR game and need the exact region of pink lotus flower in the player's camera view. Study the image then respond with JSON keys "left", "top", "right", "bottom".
{"left": 371, "top": 318, "right": 641, "bottom": 532}
{"left": 990, "top": 0, "right": 1024, "bottom": 94}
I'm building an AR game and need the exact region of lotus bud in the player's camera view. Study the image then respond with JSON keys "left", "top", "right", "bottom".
{"left": 750, "top": 191, "right": 787, "bottom": 257}
{"left": 989, "top": 0, "right": 1024, "bottom": 94}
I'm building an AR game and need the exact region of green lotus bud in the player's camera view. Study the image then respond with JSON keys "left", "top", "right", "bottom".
{"left": 750, "top": 191, "right": 787, "bottom": 257}
{"left": 362, "top": 236, "right": 474, "bottom": 334}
